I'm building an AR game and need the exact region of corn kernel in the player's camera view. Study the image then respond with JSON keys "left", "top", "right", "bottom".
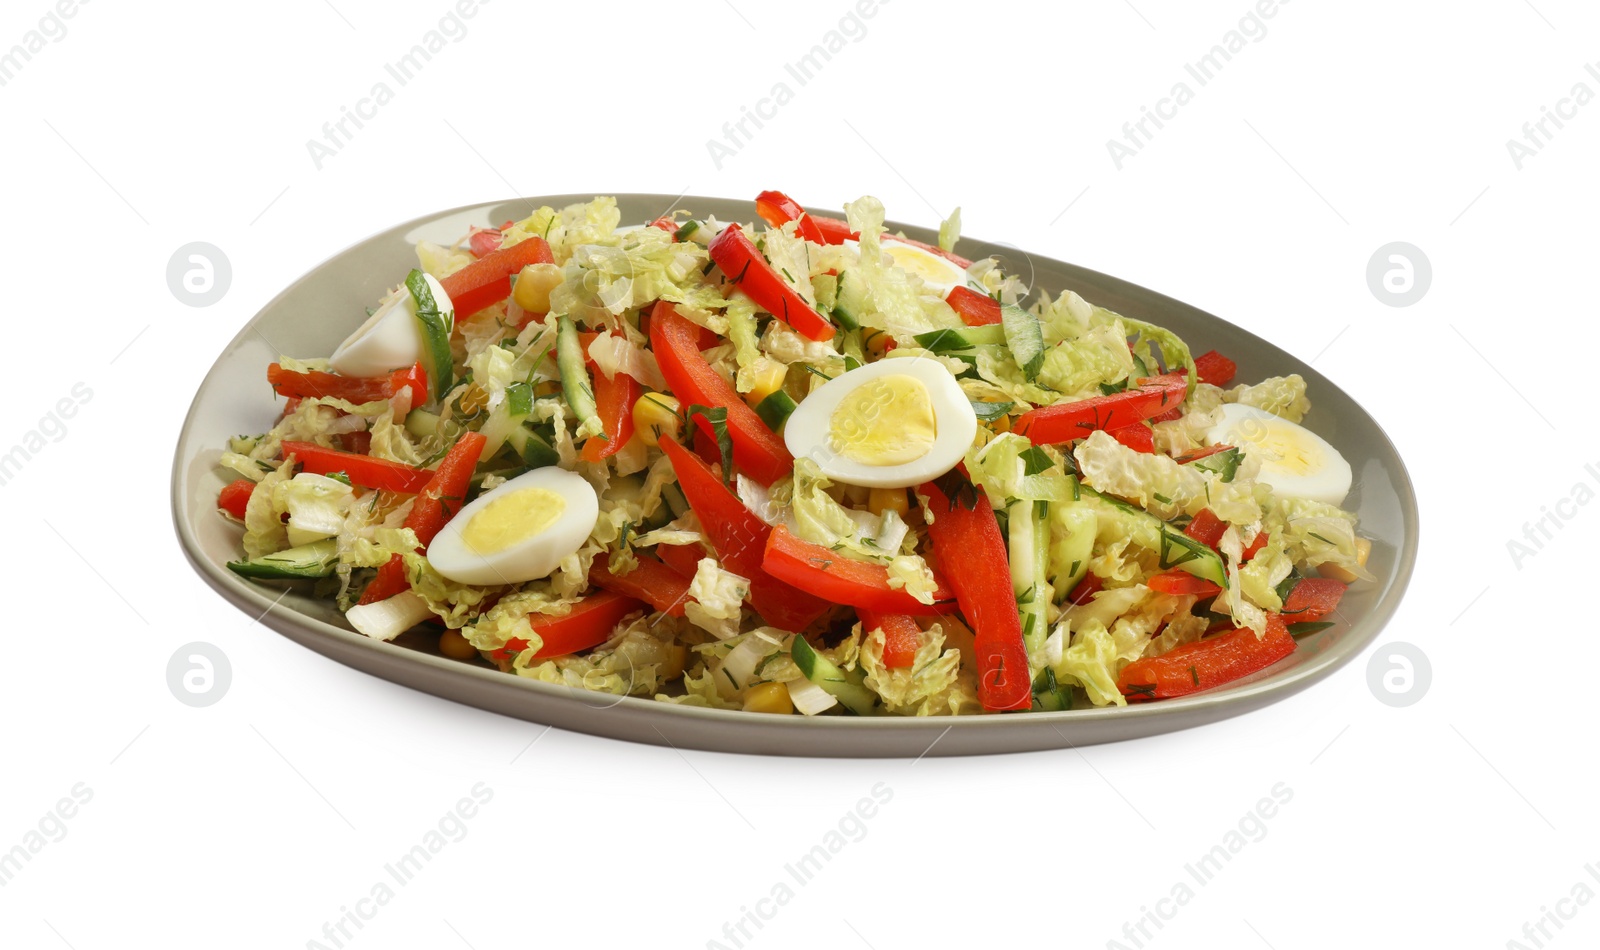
{"left": 658, "top": 643, "right": 688, "bottom": 681}
{"left": 742, "top": 357, "right": 790, "bottom": 408}
{"left": 864, "top": 328, "right": 894, "bottom": 359}
{"left": 438, "top": 629, "right": 478, "bottom": 661}
{"left": 1318, "top": 536, "right": 1371, "bottom": 584}
{"left": 867, "top": 487, "right": 910, "bottom": 519}
{"left": 632, "top": 393, "right": 682, "bottom": 447}
{"left": 513, "top": 262, "right": 563, "bottom": 314}
{"left": 742, "top": 681, "right": 794, "bottom": 715}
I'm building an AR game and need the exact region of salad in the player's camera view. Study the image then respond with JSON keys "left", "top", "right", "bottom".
{"left": 216, "top": 191, "right": 1373, "bottom": 716}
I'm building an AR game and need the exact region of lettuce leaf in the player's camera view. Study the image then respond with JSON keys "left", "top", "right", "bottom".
{"left": 683, "top": 557, "right": 750, "bottom": 640}
{"left": 1228, "top": 374, "right": 1311, "bottom": 423}
{"left": 858, "top": 620, "right": 968, "bottom": 716}
{"left": 241, "top": 456, "right": 295, "bottom": 559}
{"left": 1074, "top": 429, "right": 1262, "bottom": 526}
{"left": 1035, "top": 320, "right": 1135, "bottom": 400}
{"left": 1266, "top": 496, "right": 1372, "bottom": 579}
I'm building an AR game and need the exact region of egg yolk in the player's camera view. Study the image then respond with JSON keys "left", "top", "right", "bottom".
{"left": 1231, "top": 418, "right": 1322, "bottom": 476}
{"left": 461, "top": 487, "right": 567, "bottom": 555}
{"left": 828, "top": 374, "right": 937, "bottom": 466}
{"left": 883, "top": 244, "right": 955, "bottom": 287}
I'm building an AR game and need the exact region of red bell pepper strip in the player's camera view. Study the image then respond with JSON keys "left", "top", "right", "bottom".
{"left": 1146, "top": 569, "right": 1223, "bottom": 598}
{"left": 579, "top": 358, "right": 642, "bottom": 463}
{"left": 762, "top": 525, "right": 956, "bottom": 616}
{"left": 268, "top": 361, "right": 428, "bottom": 407}
{"left": 526, "top": 590, "right": 648, "bottom": 659}
{"left": 753, "top": 190, "right": 827, "bottom": 244}
{"left": 1067, "top": 572, "right": 1103, "bottom": 607}
{"left": 650, "top": 300, "right": 793, "bottom": 484}
{"left": 659, "top": 437, "right": 830, "bottom": 631}
{"left": 920, "top": 478, "right": 1031, "bottom": 711}
{"left": 1118, "top": 614, "right": 1295, "bottom": 701}
{"left": 809, "top": 215, "right": 856, "bottom": 245}
{"left": 1149, "top": 406, "right": 1184, "bottom": 424}
{"left": 218, "top": 479, "right": 254, "bottom": 520}
{"left": 282, "top": 441, "right": 434, "bottom": 494}
{"left": 1183, "top": 508, "right": 1227, "bottom": 548}
{"left": 588, "top": 552, "right": 692, "bottom": 618}
{"left": 654, "top": 543, "right": 705, "bottom": 580}
{"left": 1281, "top": 577, "right": 1346, "bottom": 622}
{"left": 1012, "top": 374, "right": 1187, "bottom": 445}
{"left": 440, "top": 235, "right": 555, "bottom": 319}
{"left": 1242, "top": 531, "right": 1269, "bottom": 562}
{"left": 707, "top": 224, "right": 835, "bottom": 342}
{"left": 1107, "top": 423, "right": 1154, "bottom": 454}
{"left": 1194, "top": 350, "right": 1237, "bottom": 387}
{"left": 945, "top": 285, "right": 1003, "bottom": 327}
{"left": 468, "top": 227, "right": 502, "bottom": 258}
{"left": 857, "top": 610, "right": 921, "bottom": 669}
{"left": 359, "top": 431, "right": 486, "bottom": 605}
{"left": 647, "top": 216, "right": 678, "bottom": 233}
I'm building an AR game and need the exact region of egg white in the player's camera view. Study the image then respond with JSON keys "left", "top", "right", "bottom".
{"left": 843, "top": 238, "right": 972, "bottom": 297}
{"left": 426, "top": 467, "right": 599, "bottom": 586}
{"left": 329, "top": 273, "right": 454, "bottom": 378}
{"left": 783, "top": 356, "right": 977, "bottom": 489}
{"left": 1204, "top": 403, "right": 1352, "bottom": 506}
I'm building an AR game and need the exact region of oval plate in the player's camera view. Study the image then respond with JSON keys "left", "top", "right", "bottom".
{"left": 171, "top": 194, "right": 1418, "bottom": 757}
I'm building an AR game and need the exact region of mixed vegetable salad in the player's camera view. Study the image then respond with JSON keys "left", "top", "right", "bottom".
{"left": 216, "top": 191, "right": 1373, "bottom": 716}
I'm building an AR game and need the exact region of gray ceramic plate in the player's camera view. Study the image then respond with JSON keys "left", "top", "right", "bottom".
{"left": 171, "top": 193, "right": 1418, "bottom": 757}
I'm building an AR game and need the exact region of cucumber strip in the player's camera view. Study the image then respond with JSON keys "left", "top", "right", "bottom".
{"left": 508, "top": 424, "right": 560, "bottom": 469}
{"left": 1186, "top": 446, "right": 1241, "bottom": 483}
{"left": 1049, "top": 502, "right": 1097, "bottom": 603}
{"left": 755, "top": 390, "right": 798, "bottom": 431}
{"left": 1010, "top": 498, "right": 1052, "bottom": 655}
{"left": 1000, "top": 303, "right": 1045, "bottom": 380}
{"left": 913, "top": 323, "right": 1006, "bottom": 352}
{"left": 1032, "top": 667, "right": 1073, "bottom": 711}
{"left": 227, "top": 539, "right": 339, "bottom": 580}
{"left": 404, "top": 408, "right": 441, "bottom": 439}
{"left": 505, "top": 381, "right": 534, "bottom": 418}
{"left": 832, "top": 269, "right": 866, "bottom": 330}
{"left": 674, "top": 219, "right": 702, "bottom": 243}
{"left": 405, "top": 269, "right": 454, "bottom": 403}
{"left": 556, "top": 315, "right": 600, "bottom": 430}
{"left": 790, "top": 636, "right": 876, "bottom": 716}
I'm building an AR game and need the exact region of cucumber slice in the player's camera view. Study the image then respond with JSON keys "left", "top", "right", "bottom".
{"left": 507, "top": 424, "right": 560, "bottom": 469}
{"left": 405, "top": 269, "right": 454, "bottom": 403}
{"left": 1032, "top": 668, "right": 1073, "bottom": 711}
{"left": 913, "top": 323, "right": 1007, "bottom": 352}
{"left": 557, "top": 316, "right": 600, "bottom": 430}
{"left": 674, "top": 219, "right": 701, "bottom": 243}
{"left": 1009, "top": 498, "right": 1052, "bottom": 653}
{"left": 790, "top": 636, "right": 876, "bottom": 716}
{"left": 1000, "top": 304, "right": 1045, "bottom": 380}
{"left": 1049, "top": 502, "right": 1096, "bottom": 602}
{"left": 755, "top": 390, "right": 798, "bottom": 431}
{"left": 1186, "top": 446, "right": 1241, "bottom": 483}
{"left": 227, "top": 539, "right": 339, "bottom": 580}
{"left": 832, "top": 269, "right": 868, "bottom": 331}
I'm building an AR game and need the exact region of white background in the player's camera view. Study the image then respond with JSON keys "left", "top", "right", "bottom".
{"left": 2, "top": 1, "right": 1593, "bottom": 947}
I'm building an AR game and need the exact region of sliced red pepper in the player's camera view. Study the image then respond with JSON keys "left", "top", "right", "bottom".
{"left": 753, "top": 190, "right": 827, "bottom": 244}
{"left": 1146, "top": 569, "right": 1223, "bottom": 598}
{"left": 1242, "top": 531, "right": 1269, "bottom": 562}
{"left": 579, "top": 355, "right": 642, "bottom": 463}
{"left": 659, "top": 437, "right": 829, "bottom": 631}
{"left": 650, "top": 300, "right": 793, "bottom": 484}
{"left": 1194, "top": 350, "right": 1237, "bottom": 387}
{"left": 340, "top": 431, "right": 372, "bottom": 456}
{"left": 920, "top": 478, "right": 1031, "bottom": 711}
{"left": 647, "top": 216, "right": 678, "bottom": 233}
{"left": 654, "top": 542, "right": 706, "bottom": 580}
{"left": 1067, "top": 572, "right": 1103, "bottom": 606}
{"left": 857, "top": 610, "right": 921, "bottom": 669}
{"left": 762, "top": 525, "right": 956, "bottom": 616}
{"left": 809, "top": 215, "right": 856, "bottom": 245}
{"left": 360, "top": 431, "right": 486, "bottom": 605}
{"left": 946, "top": 285, "right": 1003, "bottom": 327}
{"left": 267, "top": 362, "right": 428, "bottom": 407}
{"left": 1149, "top": 406, "right": 1184, "bottom": 424}
{"left": 218, "top": 479, "right": 254, "bottom": 520}
{"left": 526, "top": 590, "right": 647, "bottom": 659}
{"left": 468, "top": 227, "right": 502, "bottom": 258}
{"left": 1118, "top": 614, "right": 1295, "bottom": 701}
{"left": 1107, "top": 423, "right": 1155, "bottom": 453}
{"left": 1281, "top": 578, "right": 1346, "bottom": 622}
{"left": 1012, "top": 374, "right": 1187, "bottom": 445}
{"left": 439, "top": 235, "right": 555, "bottom": 319}
{"left": 588, "top": 553, "right": 692, "bottom": 618}
{"left": 283, "top": 441, "right": 433, "bottom": 494}
{"left": 1183, "top": 509, "right": 1227, "bottom": 548}
{"left": 707, "top": 224, "right": 835, "bottom": 342}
